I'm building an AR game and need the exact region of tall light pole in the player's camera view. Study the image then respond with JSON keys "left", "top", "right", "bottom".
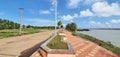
{"left": 19, "top": 8, "right": 24, "bottom": 35}
{"left": 55, "top": 0, "right": 57, "bottom": 35}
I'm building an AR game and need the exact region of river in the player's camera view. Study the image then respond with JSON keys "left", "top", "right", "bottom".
{"left": 77, "top": 30, "right": 120, "bottom": 47}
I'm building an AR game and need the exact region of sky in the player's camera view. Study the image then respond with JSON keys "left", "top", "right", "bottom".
{"left": 0, "top": 0, "right": 120, "bottom": 28}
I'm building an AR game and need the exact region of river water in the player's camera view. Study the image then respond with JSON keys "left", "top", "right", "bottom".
{"left": 77, "top": 30, "right": 120, "bottom": 47}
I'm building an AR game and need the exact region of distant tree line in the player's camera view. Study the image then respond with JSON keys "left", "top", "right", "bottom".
{"left": 0, "top": 19, "right": 55, "bottom": 30}
{"left": 0, "top": 19, "right": 20, "bottom": 29}
{"left": 30, "top": 26, "right": 55, "bottom": 30}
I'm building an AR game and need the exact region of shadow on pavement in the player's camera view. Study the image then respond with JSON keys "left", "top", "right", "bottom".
{"left": 19, "top": 38, "right": 49, "bottom": 57}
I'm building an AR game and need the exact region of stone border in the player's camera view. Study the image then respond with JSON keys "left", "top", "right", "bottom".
{"left": 30, "top": 33, "right": 75, "bottom": 57}
{"left": 40, "top": 33, "right": 74, "bottom": 52}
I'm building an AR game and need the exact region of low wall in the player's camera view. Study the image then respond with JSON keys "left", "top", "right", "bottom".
{"left": 47, "top": 54, "right": 75, "bottom": 57}
{"left": 40, "top": 33, "right": 75, "bottom": 57}
{"left": 31, "top": 33, "right": 75, "bottom": 57}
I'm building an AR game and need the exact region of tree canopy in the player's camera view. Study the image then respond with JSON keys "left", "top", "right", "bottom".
{"left": 0, "top": 19, "right": 55, "bottom": 30}
{"left": 0, "top": 19, "right": 20, "bottom": 30}
{"left": 65, "top": 22, "right": 77, "bottom": 32}
{"left": 57, "top": 20, "right": 63, "bottom": 29}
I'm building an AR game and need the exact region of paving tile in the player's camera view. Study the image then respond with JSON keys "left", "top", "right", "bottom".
{"left": 63, "top": 30, "right": 119, "bottom": 57}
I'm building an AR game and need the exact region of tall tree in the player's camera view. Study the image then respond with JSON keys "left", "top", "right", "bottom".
{"left": 66, "top": 22, "right": 77, "bottom": 32}
{"left": 57, "top": 20, "right": 62, "bottom": 29}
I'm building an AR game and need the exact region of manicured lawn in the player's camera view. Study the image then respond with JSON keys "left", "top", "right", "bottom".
{"left": 0, "top": 28, "right": 43, "bottom": 38}
{"left": 72, "top": 32, "right": 120, "bottom": 55}
{"left": 47, "top": 35, "right": 68, "bottom": 49}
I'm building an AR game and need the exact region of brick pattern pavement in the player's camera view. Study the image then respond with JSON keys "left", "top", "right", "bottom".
{"left": 63, "top": 30, "right": 119, "bottom": 57}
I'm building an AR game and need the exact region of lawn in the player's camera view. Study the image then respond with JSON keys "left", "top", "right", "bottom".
{"left": 47, "top": 35, "right": 68, "bottom": 49}
{"left": 0, "top": 28, "right": 43, "bottom": 38}
{"left": 72, "top": 32, "right": 120, "bottom": 55}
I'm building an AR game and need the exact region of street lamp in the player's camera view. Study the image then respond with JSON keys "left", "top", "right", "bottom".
{"left": 55, "top": 0, "right": 57, "bottom": 35}
{"left": 19, "top": 8, "right": 24, "bottom": 35}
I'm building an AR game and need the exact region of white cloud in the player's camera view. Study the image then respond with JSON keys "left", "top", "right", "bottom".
{"left": 68, "top": 0, "right": 82, "bottom": 8}
{"left": 80, "top": 9, "right": 94, "bottom": 17}
{"left": 73, "top": 13, "right": 79, "bottom": 18}
{"left": 67, "top": 0, "right": 106, "bottom": 9}
{"left": 39, "top": 10, "right": 51, "bottom": 14}
{"left": 92, "top": 2, "right": 120, "bottom": 17}
{"left": 110, "top": 19, "right": 120, "bottom": 24}
{"left": 88, "top": 20, "right": 120, "bottom": 28}
{"left": 61, "top": 15, "right": 73, "bottom": 21}
{"left": 61, "top": 13, "right": 79, "bottom": 21}
{"left": 89, "top": 21, "right": 101, "bottom": 25}
{"left": 89, "top": 21, "right": 111, "bottom": 28}
{"left": 24, "top": 18, "right": 55, "bottom": 26}
{"left": 84, "top": 0, "right": 105, "bottom": 5}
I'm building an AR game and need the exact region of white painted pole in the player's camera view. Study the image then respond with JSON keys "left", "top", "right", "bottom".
{"left": 55, "top": 0, "right": 57, "bottom": 35}
{"left": 19, "top": 8, "right": 23, "bottom": 35}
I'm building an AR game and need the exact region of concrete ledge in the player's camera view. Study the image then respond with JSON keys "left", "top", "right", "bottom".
{"left": 47, "top": 54, "right": 75, "bottom": 57}
{"left": 30, "top": 49, "right": 41, "bottom": 57}
{"left": 59, "top": 33, "right": 66, "bottom": 36}
{"left": 40, "top": 33, "right": 75, "bottom": 57}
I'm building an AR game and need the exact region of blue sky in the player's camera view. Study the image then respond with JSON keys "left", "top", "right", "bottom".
{"left": 0, "top": 0, "right": 120, "bottom": 28}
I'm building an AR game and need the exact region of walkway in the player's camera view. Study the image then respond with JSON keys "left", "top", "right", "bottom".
{"left": 63, "top": 30, "right": 119, "bottom": 57}
{"left": 0, "top": 30, "right": 54, "bottom": 57}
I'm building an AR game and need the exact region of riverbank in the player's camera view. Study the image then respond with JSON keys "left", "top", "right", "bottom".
{"left": 73, "top": 32, "right": 120, "bottom": 55}
{"left": 77, "top": 30, "right": 120, "bottom": 47}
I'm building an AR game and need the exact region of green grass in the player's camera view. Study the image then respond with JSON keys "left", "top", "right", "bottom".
{"left": 72, "top": 32, "right": 120, "bottom": 55}
{"left": 22, "top": 28, "right": 42, "bottom": 34}
{"left": 47, "top": 35, "right": 68, "bottom": 49}
{"left": 0, "top": 28, "right": 43, "bottom": 39}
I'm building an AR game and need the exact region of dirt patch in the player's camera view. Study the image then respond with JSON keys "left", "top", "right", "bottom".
{"left": 0, "top": 30, "right": 54, "bottom": 57}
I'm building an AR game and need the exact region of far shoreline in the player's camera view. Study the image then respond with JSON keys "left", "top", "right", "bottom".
{"left": 77, "top": 28, "right": 120, "bottom": 31}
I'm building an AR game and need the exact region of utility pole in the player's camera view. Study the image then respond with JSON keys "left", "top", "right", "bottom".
{"left": 19, "top": 8, "right": 24, "bottom": 35}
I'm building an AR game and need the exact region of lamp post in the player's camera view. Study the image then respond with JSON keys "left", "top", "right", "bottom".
{"left": 55, "top": 0, "right": 57, "bottom": 35}
{"left": 19, "top": 8, "right": 24, "bottom": 35}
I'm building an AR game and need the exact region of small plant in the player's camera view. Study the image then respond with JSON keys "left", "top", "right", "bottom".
{"left": 47, "top": 35, "right": 68, "bottom": 49}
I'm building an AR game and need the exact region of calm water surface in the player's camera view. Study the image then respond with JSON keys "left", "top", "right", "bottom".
{"left": 77, "top": 30, "right": 120, "bottom": 47}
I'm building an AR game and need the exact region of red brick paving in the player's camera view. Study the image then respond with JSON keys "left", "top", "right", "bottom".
{"left": 63, "top": 30, "right": 119, "bottom": 57}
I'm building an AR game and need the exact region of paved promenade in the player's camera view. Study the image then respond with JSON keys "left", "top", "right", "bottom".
{"left": 63, "top": 30, "right": 119, "bottom": 57}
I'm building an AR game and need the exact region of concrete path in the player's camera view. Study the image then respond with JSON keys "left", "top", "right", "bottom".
{"left": 63, "top": 30, "right": 119, "bottom": 57}
{"left": 0, "top": 30, "right": 54, "bottom": 57}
